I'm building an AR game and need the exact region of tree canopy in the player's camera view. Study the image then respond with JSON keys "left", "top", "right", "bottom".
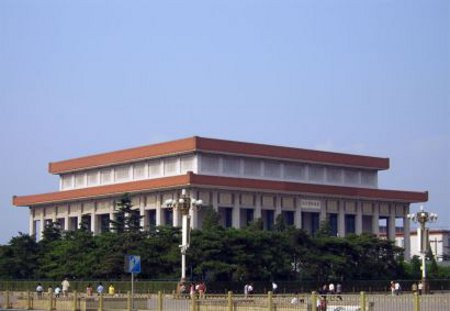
{"left": 1, "top": 199, "right": 447, "bottom": 282}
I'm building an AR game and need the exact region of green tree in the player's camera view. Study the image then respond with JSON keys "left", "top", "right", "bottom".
{"left": 407, "top": 255, "right": 422, "bottom": 279}
{"left": 41, "top": 221, "right": 62, "bottom": 244}
{"left": 246, "top": 218, "right": 264, "bottom": 231}
{"left": 273, "top": 214, "right": 287, "bottom": 232}
{"left": 316, "top": 221, "right": 333, "bottom": 237}
{"left": 0, "top": 233, "right": 39, "bottom": 279}
{"left": 110, "top": 193, "right": 142, "bottom": 234}
{"left": 201, "top": 205, "right": 222, "bottom": 231}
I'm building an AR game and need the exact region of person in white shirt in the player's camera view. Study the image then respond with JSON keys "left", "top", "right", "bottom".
{"left": 328, "top": 283, "right": 335, "bottom": 294}
{"left": 97, "top": 282, "right": 104, "bottom": 295}
{"left": 394, "top": 282, "right": 401, "bottom": 295}
{"left": 54, "top": 286, "right": 61, "bottom": 298}
{"left": 244, "top": 283, "right": 253, "bottom": 298}
{"left": 418, "top": 281, "right": 423, "bottom": 295}
{"left": 61, "top": 278, "right": 70, "bottom": 297}
{"left": 36, "top": 283, "right": 44, "bottom": 299}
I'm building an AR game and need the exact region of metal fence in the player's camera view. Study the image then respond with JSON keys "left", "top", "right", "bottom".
{"left": 1, "top": 290, "right": 449, "bottom": 311}
{"left": 1, "top": 279, "right": 449, "bottom": 294}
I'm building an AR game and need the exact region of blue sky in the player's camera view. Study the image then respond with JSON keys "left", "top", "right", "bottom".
{"left": 0, "top": 0, "right": 448, "bottom": 244}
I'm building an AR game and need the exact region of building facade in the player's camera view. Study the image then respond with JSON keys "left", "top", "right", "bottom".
{"left": 394, "top": 230, "right": 450, "bottom": 263}
{"left": 13, "top": 137, "right": 428, "bottom": 259}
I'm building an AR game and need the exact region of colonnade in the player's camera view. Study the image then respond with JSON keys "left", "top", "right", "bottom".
{"left": 28, "top": 189, "right": 411, "bottom": 259}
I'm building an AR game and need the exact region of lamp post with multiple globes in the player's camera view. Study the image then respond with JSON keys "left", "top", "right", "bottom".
{"left": 164, "top": 189, "right": 202, "bottom": 282}
{"left": 407, "top": 205, "right": 438, "bottom": 294}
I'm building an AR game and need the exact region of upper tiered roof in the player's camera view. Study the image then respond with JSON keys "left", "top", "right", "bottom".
{"left": 48, "top": 136, "right": 390, "bottom": 174}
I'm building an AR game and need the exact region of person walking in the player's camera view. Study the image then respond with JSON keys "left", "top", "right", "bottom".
{"left": 198, "top": 281, "right": 206, "bottom": 299}
{"left": 336, "top": 283, "right": 342, "bottom": 294}
{"left": 418, "top": 281, "right": 423, "bottom": 295}
{"left": 272, "top": 282, "right": 278, "bottom": 294}
{"left": 394, "top": 281, "right": 401, "bottom": 295}
{"left": 329, "top": 283, "right": 335, "bottom": 294}
{"left": 36, "top": 283, "right": 44, "bottom": 299}
{"left": 47, "top": 285, "right": 53, "bottom": 297}
{"left": 108, "top": 284, "right": 115, "bottom": 296}
{"left": 54, "top": 285, "right": 61, "bottom": 298}
{"left": 61, "top": 278, "right": 70, "bottom": 297}
{"left": 86, "top": 284, "right": 93, "bottom": 297}
{"left": 411, "top": 283, "right": 418, "bottom": 294}
{"left": 96, "top": 282, "right": 104, "bottom": 295}
{"left": 390, "top": 281, "right": 395, "bottom": 296}
{"left": 244, "top": 283, "right": 253, "bottom": 298}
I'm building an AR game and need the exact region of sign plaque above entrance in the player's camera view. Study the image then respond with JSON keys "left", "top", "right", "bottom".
{"left": 300, "top": 199, "right": 321, "bottom": 210}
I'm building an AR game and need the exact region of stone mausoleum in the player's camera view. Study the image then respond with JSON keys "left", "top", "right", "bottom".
{"left": 13, "top": 136, "right": 427, "bottom": 259}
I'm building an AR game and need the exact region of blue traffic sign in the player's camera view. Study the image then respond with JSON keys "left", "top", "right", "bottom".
{"left": 126, "top": 255, "right": 141, "bottom": 274}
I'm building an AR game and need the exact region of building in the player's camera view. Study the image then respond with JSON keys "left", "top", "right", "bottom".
{"left": 13, "top": 136, "right": 427, "bottom": 259}
{"left": 394, "top": 229, "right": 450, "bottom": 263}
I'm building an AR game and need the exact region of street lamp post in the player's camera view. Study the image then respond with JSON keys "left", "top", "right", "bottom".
{"left": 407, "top": 206, "right": 438, "bottom": 294}
{"left": 164, "top": 189, "right": 202, "bottom": 282}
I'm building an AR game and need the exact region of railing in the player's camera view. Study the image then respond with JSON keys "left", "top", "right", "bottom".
{"left": 0, "top": 290, "right": 449, "bottom": 311}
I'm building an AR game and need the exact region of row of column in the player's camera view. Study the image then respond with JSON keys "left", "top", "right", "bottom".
{"left": 29, "top": 198, "right": 403, "bottom": 236}
{"left": 28, "top": 191, "right": 410, "bottom": 260}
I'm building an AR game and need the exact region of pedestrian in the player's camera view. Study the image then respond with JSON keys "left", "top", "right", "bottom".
{"left": 418, "top": 281, "right": 423, "bottom": 295}
{"left": 317, "top": 295, "right": 327, "bottom": 311}
{"left": 108, "top": 284, "right": 115, "bottom": 296}
{"left": 390, "top": 281, "right": 395, "bottom": 296}
{"left": 86, "top": 284, "right": 93, "bottom": 297}
{"left": 97, "top": 282, "right": 104, "bottom": 295}
{"left": 198, "top": 281, "right": 206, "bottom": 299}
{"left": 61, "top": 278, "right": 70, "bottom": 297}
{"left": 244, "top": 284, "right": 249, "bottom": 298}
{"left": 47, "top": 285, "right": 53, "bottom": 297}
{"left": 176, "top": 281, "right": 186, "bottom": 297}
{"left": 336, "top": 283, "right": 342, "bottom": 295}
{"left": 189, "top": 283, "right": 196, "bottom": 299}
{"left": 328, "top": 283, "right": 335, "bottom": 294}
{"left": 248, "top": 283, "right": 254, "bottom": 296}
{"left": 54, "top": 285, "right": 61, "bottom": 298}
{"left": 411, "top": 283, "right": 417, "bottom": 294}
{"left": 394, "top": 281, "right": 401, "bottom": 295}
{"left": 36, "top": 283, "right": 44, "bottom": 299}
{"left": 272, "top": 282, "right": 278, "bottom": 294}
{"left": 244, "top": 283, "right": 253, "bottom": 298}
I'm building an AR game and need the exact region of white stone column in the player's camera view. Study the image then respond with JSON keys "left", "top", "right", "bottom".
{"left": 109, "top": 201, "right": 115, "bottom": 231}
{"left": 388, "top": 204, "right": 396, "bottom": 241}
{"left": 156, "top": 194, "right": 163, "bottom": 226}
{"left": 356, "top": 201, "right": 363, "bottom": 235}
{"left": 295, "top": 198, "right": 302, "bottom": 229}
{"left": 403, "top": 204, "right": 411, "bottom": 260}
{"left": 139, "top": 197, "right": 146, "bottom": 230}
{"left": 372, "top": 203, "right": 380, "bottom": 236}
{"left": 64, "top": 214, "right": 69, "bottom": 231}
{"left": 255, "top": 194, "right": 262, "bottom": 219}
{"left": 91, "top": 213, "right": 98, "bottom": 235}
{"left": 275, "top": 196, "right": 282, "bottom": 219}
{"left": 232, "top": 192, "right": 241, "bottom": 228}
{"left": 190, "top": 204, "right": 199, "bottom": 229}
{"left": 29, "top": 209, "right": 35, "bottom": 238}
{"left": 172, "top": 204, "right": 180, "bottom": 227}
{"left": 77, "top": 213, "right": 82, "bottom": 229}
{"left": 39, "top": 213, "right": 45, "bottom": 240}
{"left": 212, "top": 191, "right": 219, "bottom": 212}
{"left": 338, "top": 200, "right": 346, "bottom": 237}
{"left": 320, "top": 199, "right": 327, "bottom": 223}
